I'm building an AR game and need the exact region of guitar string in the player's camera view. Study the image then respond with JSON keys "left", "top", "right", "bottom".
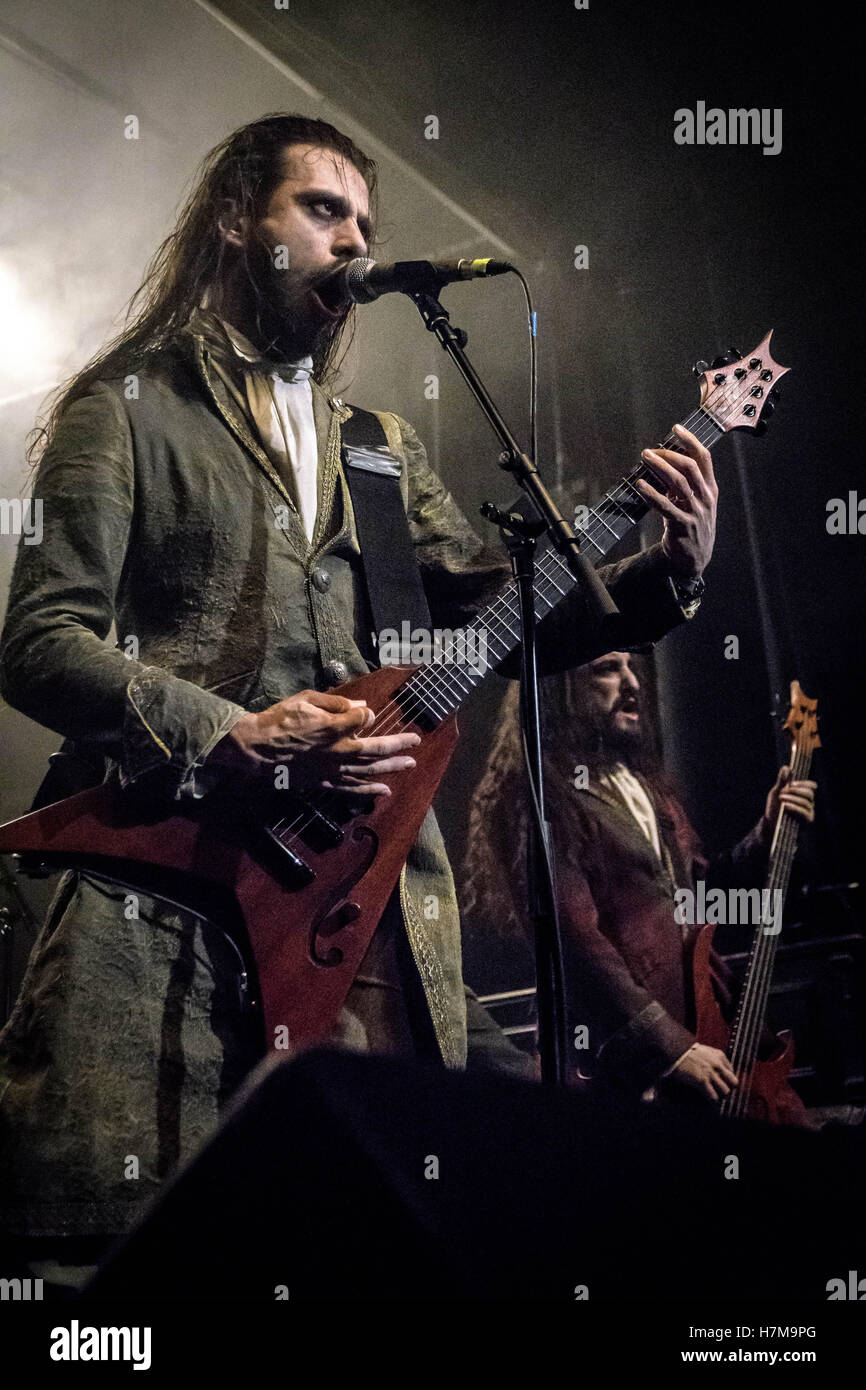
{"left": 358, "top": 418, "right": 704, "bottom": 732}
{"left": 359, "top": 398, "right": 738, "bottom": 738}
{"left": 307, "top": 373, "right": 757, "bottom": 760}
{"left": 267, "top": 379, "right": 763, "bottom": 856}
{"left": 367, "top": 362, "right": 770, "bottom": 738}
{"left": 274, "top": 366, "right": 761, "bottom": 779}
{"left": 267, "top": 365, "right": 774, "bottom": 851}
{"left": 268, "top": 372, "right": 764, "bottom": 847}
{"left": 723, "top": 735, "right": 810, "bottom": 1117}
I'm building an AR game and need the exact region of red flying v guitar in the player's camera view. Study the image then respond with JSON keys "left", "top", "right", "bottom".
{"left": 0, "top": 335, "right": 790, "bottom": 1053}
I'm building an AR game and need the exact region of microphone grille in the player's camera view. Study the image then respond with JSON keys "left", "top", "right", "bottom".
{"left": 344, "top": 257, "right": 377, "bottom": 303}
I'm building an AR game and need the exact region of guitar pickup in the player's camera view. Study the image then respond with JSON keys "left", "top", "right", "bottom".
{"left": 254, "top": 824, "right": 315, "bottom": 888}
{"left": 294, "top": 800, "right": 345, "bottom": 851}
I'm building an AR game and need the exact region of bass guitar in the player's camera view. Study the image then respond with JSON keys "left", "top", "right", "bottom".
{"left": 690, "top": 680, "right": 819, "bottom": 1122}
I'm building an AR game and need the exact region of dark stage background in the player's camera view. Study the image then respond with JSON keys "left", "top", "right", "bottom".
{"left": 0, "top": 1, "right": 862, "bottom": 1090}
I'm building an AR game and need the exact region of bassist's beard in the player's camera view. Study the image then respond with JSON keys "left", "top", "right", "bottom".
{"left": 556, "top": 701, "right": 647, "bottom": 776}
{"left": 592, "top": 716, "right": 643, "bottom": 772}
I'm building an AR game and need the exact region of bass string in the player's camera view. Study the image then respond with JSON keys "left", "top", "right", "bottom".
{"left": 726, "top": 739, "right": 810, "bottom": 1116}
{"left": 727, "top": 743, "right": 805, "bottom": 1107}
{"left": 732, "top": 741, "right": 807, "bottom": 1086}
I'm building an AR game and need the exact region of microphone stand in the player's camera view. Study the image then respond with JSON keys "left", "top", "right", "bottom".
{"left": 408, "top": 284, "right": 617, "bottom": 1085}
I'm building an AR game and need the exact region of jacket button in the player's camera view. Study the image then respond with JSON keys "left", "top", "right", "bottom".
{"left": 322, "top": 659, "right": 349, "bottom": 686}
{"left": 311, "top": 568, "right": 331, "bottom": 593}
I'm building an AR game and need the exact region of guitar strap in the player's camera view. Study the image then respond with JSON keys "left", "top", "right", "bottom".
{"left": 340, "top": 407, "right": 432, "bottom": 665}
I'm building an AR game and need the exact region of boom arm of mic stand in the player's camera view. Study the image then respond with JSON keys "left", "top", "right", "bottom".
{"left": 407, "top": 288, "right": 618, "bottom": 629}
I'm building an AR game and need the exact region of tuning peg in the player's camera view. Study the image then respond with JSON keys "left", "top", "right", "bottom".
{"left": 710, "top": 353, "right": 730, "bottom": 369}
{"left": 692, "top": 359, "right": 709, "bottom": 377}
{"left": 728, "top": 345, "right": 744, "bottom": 359}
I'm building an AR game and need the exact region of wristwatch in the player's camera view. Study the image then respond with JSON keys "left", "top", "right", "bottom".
{"left": 671, "top": 573, "right": 705, "bottom": 619}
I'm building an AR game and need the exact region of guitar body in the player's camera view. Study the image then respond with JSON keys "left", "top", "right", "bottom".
{"left": 688, "top": 923, "right": 795, "bottom": 1125}
{"left": 0, "top": 334, "right": 791, "bottom": 1062}
{"left": 0, "top": 665, "right": 458, "bottom": 1052}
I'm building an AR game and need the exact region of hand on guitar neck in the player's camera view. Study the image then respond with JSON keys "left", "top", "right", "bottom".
{"left": 756, "top": 765, "right": 817, "bottom": 847}
{"left": 635, "top": 422, "right": 718, "bottom": 580}
{"left": 207, "top": 688, "right": 421, "bottom": 797}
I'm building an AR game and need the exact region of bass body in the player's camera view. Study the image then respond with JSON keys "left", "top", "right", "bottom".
{"left": 688, "top": 922, "right": 796, "bottom": 1124}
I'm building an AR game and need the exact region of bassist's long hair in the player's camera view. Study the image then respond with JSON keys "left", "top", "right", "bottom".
{"left": 460, "top": 655, "right": 688, "bottom": 937}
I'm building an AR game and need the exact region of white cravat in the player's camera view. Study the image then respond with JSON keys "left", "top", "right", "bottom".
{"left": 213, "top": 319, "right": 319, "bottom": 544}
{"left": 599, "top": 763, "right": 663, "bottom": 861}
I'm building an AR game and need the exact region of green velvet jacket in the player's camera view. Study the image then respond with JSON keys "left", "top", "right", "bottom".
{"left": 0, "top": 323, "right": 692, "bottom": 1238}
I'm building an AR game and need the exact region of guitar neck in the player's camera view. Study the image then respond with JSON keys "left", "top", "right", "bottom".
{"left": 403, "top": 405, "right": 725, "bottom": 723}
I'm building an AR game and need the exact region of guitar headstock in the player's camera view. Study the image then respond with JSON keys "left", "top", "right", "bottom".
{"left": 782, "top": 680, "right": 821, "bottom": 754}
{"left": 694, "top": 331, "right": 790, "bottom": 435}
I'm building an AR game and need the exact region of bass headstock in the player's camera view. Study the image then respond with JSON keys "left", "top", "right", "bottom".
{"left": 782, "top": 680, "right": 821, "bottom": 755}
{"left": 693, "top": 331, "right": 790, "bottom": 435}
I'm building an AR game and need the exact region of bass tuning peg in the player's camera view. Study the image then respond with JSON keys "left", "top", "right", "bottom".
{"left": 692, "top": 359, "right": 709, "bottom": 377}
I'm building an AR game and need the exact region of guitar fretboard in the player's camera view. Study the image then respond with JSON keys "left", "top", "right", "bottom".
{"left": 402, "top": 406, "right": 725, "bottom": 723}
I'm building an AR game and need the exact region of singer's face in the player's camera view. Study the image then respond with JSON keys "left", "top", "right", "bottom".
{"left": 240, "top": 143, "right": 371, "bottom": 352}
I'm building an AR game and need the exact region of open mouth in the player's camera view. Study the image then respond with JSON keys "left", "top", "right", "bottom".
{"left": 309, "top": 286, "right": 343, "bottom": 319}
{"left": 313, "top": 271, "right": 350, "bottom": 315}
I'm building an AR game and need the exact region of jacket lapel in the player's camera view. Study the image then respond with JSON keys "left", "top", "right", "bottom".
{"left": 577, "top": 782, "right": 677, "bottom": 887}
{"left": 186, "top": 326, "right": 360, "bottom": 562}
{"left": 188, "top": 332, "right": 312, "bottom": 561}
{"left": 310, "top": 386, "right": 359, "bottom": 556}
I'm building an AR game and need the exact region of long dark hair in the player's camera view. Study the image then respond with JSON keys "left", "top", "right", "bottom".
{"left": 460, "top": 655, "right": 681, "bottom": 937}
{"left": 28, "top": 114, "right": 378, "bottom": 465}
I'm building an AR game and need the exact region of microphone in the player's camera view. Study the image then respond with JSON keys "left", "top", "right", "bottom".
{"left": 318, "top": 256, "right": 513, "bottom": 307}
